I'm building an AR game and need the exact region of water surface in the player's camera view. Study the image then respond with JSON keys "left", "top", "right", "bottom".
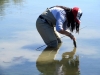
{"left": 0, "top": 0, "right": 100, "bottom": 75}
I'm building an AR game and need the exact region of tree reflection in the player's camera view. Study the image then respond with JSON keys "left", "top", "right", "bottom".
{"left": 0, "top": 0, "right": 9, "bottom": 16}
{"left": 13, "top": 0, "right": 24, "bottom": 5}
{"left": 0, "top": 0, "right": 24, "bottom": 17}
{"left": 36, "top": 44, "right": 80, "bottom": 75}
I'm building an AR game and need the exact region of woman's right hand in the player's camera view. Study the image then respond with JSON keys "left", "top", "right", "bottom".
{"left": 58, "top": 30, "right": 77, "bottom": 47}
{"left": 68, "top": 33, "right": 75, "bottom": 40}
{"left": 69, "top": 33, "right": 77, "bottom": 47}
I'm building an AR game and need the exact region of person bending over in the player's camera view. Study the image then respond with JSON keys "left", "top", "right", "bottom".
{"left": 36, "top": 5, "right": 82, "bottom": 48}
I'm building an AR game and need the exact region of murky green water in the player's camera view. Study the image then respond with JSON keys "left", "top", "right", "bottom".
{"left": 0, "top": 0, "right": 100, "bottom": 75}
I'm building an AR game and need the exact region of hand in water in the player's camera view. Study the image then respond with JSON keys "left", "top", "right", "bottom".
{"left": 69, "top": 33, "right": 77, "bottom": 47}
{"left": 72, "top": 36, "right": 77, "bottom": 48}
{"left": 73, "top": 39, "right": 77, "bottom": 47}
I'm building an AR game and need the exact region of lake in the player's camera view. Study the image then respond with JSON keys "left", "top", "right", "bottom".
{"left": 0, "top": 0, "right": 100, "bottom": 75}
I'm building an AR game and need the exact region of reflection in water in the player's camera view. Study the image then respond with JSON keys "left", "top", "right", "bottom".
{"left": 61, "top": 48, "right": 80, "bottom": 75}
{"left": 36, "top": 44, "right": 80, "bottom": 75}
{"left": 36, "top": 44, "right": 62, "bottom": 75}
{"left": 0, "top": 0, "right": 24, "bottom": 17}
{"left": 0, "top": 0, "right": 9, "bottom": 16}
{"left": 13, "top": 0, "right": 24, "bottom": 5}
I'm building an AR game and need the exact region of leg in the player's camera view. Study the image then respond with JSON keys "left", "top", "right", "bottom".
{"left": 36, "top": 18, "right": 58, "bottom": 47}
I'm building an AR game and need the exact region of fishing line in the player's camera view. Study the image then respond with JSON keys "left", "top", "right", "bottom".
{"left": 36, "top": 26, "right": 87, "bottom": 51}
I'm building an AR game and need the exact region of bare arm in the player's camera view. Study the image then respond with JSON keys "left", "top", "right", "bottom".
{"left": 59, "top": 30, "right": 77, "bottom": 47}
{"left": 58, "top": 29, "right": 77, "bottom": 47}
{"left": 58, "top": 29, "right": 75, "bottom": 40}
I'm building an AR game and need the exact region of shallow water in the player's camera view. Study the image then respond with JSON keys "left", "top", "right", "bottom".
{"left": 0, "top": 0, "right": 100, "bottom": 75}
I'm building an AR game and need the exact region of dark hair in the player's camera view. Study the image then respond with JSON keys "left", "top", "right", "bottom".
{"left": 53, "top": 6, "right": 80, "bottom": 33}
{"left": 67, "top": 11, "right": 80, "bottom": 33}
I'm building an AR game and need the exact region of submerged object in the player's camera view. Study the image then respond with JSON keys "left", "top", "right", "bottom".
{"left": 73, "top": 40, "right": 77, "bottom": 47}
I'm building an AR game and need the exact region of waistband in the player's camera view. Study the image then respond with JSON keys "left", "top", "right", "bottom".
{"left": 39, "top": 15, "right": 53, "bottom": 27}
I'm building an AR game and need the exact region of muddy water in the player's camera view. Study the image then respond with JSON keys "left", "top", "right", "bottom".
{"left": 0, "top": 0, "right": 100, "bottom": 75}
